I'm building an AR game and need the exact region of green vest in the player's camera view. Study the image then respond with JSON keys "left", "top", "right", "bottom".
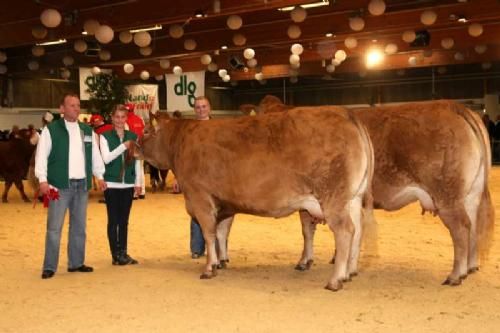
{"left": 46, "top": 118, "right": 93, "bottom": 190}
{"left": 102, "top": 130, "right": 137, "bottom": 184}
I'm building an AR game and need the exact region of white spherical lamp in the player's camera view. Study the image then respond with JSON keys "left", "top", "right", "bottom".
{"left": 454, "top": 52, "right": 464, "bottom": 61}
{"left": 255, "top": 72, "right": 264, "bottom": 81}
{"left": 40, "top": 9, "right": 61, "bottom": 28}
{"left": 74, "top": 40, "right": 87, "bottom": 53}
{"left": 335, "top": 49, "right": 347, "bottom": 61}
{"left": 0, "top": 52, "right": 7, "bottom": 63}
{"left": 123, "top": 63, "right": 134, "bottom": 74}
{"left": 173, "top": 66, "right": 183, "bottom": 75}
{"left": 289, "top": 54, "right": 300, "bottom": 65}
{"left": 207, "top": 63, "right": 218, "bottom": 72}
{"left": 159, "top": 59, "right": 170, "bottom": 69}
{"left": 402, "top": 30, "right": 416, "bottom": 43}
{"left": 184, "top": 39, "right": 197, "bottom": 51}
{"left": 222, "top": 74, "right": 231, "bottom": 82}
{"left": 139, "top": 46, "right": 152, "bottom": 56}
{"left": 61, "top": 69, "right": 71, "bottom": 79}
{"left": 344, "top": 37, "right": 358, "bottom": 49}
{"left": 468, "top": 23, "right": 483, "bottom": 37}
{"left": 218, "top": 69, "right": 227, "bottom": 78}
{"left": 290, "top": 6, "right": 307, "bottom": 23}
{"left": 28, "top": 61, "right": 39, "bottom": 71}
{"left": 474, "top": 44, "right": 487, "bottom": 54}
{"left": 482, "top": 62, "right": 492, "bottom": 70}
{"left": 32, "top": 25, "right": 48, "bottom": 39}
{"left": 420, "top": 10, "right": 437, "bottom": 26}
{"left": 119, "top": 31, "right": 133, "bottom": 44}
{"left": 83, "top": 19, "right": 100, "bottom": 35}
{"left": 169, "top": 24, "right": 184, "bottom": 39}
{"left": 291, "top": 43, "right": 304, "bottom": 55}
{"left": 99, "top": 50, "right": 111, "bottom": 61}
{"left": 155, "top": 75, "right": 164, "bottom": 81}
{"left": 200, "top": 54, "right": 212, "bottom": 65}
{"left": 91, "top": 66, "right": 101, "bottom": 75}
{"left": 232, "top": 33, "right": 246, "bottom": 46}
{"left": 95, "top": 25, "right": 114, "bottom": 44}
{"left": 408, "top": 56, "right": 417, "bottom": 66}
{"left": 243, "top": 48, "right": 255, "bottom": 60}
{"left": 441, "top": 37, "right": 454, "bottom": 49}
{"left": 384, "top": 43, "right": 398, "bottom": 55}
{"left": 134, "top": 31, "right": 151, "bottom": 47}
{"left": 62, "top": 55, "right": 74, "bottom": 66}
{"left": 247, "top": 58, "right": 257, "bottom": 68}
{"left": 227, "top": 15, "right": 243, "bottom": 30}
{"left": 287, "top": 25, "right": 302, "bottom": 39}
{"left": 368, "top": 0, "right": 386, "bottom": 16}
{"left": 332, "top": 58, "right": 341, "bottom": 66}
{"left": 140, "top": 70, "right": 150, "bottom": 80}
{"left": 326, "top": 64, "right": 335, "bottom": 73}
{"left": 32, "top": 46, "right": 45, "bottom": 57}
{"left": 349, "top": 17, "right": 365, "bottom": 31}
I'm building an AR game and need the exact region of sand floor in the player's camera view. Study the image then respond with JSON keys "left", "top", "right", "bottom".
{"left": 1, "top": 169, "right": 500, "bottom": 333}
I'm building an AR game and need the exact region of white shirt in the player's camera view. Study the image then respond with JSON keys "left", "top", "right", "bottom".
{"left": 99, "top": 134, "right": 140, "bottom": 188}
{"left": 35, "top": 120, "right": 105, "bottom": 184}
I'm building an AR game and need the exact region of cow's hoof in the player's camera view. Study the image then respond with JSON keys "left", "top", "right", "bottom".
{"left": 468, "top": 267, "right": 479, "bottom": 274}
{"left": 442, "top": 277, "right": 462, "bottom": 286}
{"left": 324, "top": 280, "right": 343, "bottom": 292}
{"left": 294, "top": 260, "right": 313, "bottom": 271}
{"left": 329, "top": 257, "right": 335, "bottom": 264}
{"left": 200, "top": 271, "right": 216, "bottom": 279}
{"left": 217, "top": 260, "right": 228, "bottom": 269}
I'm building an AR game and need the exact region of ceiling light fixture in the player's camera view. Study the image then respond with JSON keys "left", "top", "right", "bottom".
{"left": 278, "top": 1, "right": 329, "bottom": 11}
{"left": 221, "top": 45, "right": 228, "bottom": 50}
{"left": 457, "top": 15, "right": 468, "bottom": 23}
{"left": 129, "top": 24, "right": 162, "bottom": 33}
{"left": 36, "top": 39, "right": 67, "bottom": 46}
{"left": 325, "top": 32, "right": 333, "bottom": 37}
{"left": 194, "top": 9, "right": 206, "bottom": 18}
{"left": 365, "top": 48, "right": 384, "bottom": 68}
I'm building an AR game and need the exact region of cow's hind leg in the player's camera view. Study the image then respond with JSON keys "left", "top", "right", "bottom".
{"left": 216, "top": 216, "right": 234, "bottom": 269}
{"left": 295, "top": 211, "right": 316, "bottom": 271}
{"left": 15, "top": 179, "right": 30, "bottom": 202}
{"left": 324, "top": 208, "right": 354, "bottom": 292}
{"left": 196, "top": 212, "right": 219, "bottom": 279}
{"left": 347, "top": 195, "right": 363, "bottom": 277}
{"left": 2, "top": 181, "right": 13, "bottom": 202}
{"left": 439, "top": 207, "right": 470, "bottom": 286}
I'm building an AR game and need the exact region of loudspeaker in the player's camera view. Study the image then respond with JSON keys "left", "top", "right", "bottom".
{"left": 410, "top": 30, "right": 431, "bottom": 47}
{"left": 229, "top": 55, "right": 245, "bottom": 70}
{"left": 85, "top": 41, "right": 101, "bottom": 57}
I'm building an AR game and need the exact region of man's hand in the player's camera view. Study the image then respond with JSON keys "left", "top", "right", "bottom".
{"left": 97, "top": 179, "right": 107, "bottom": 191}
{"left": 134, "top": 186, "right": 141, "bottom": 197}
{"left": 39, "top": 182, "right": 49, "bottom": 196}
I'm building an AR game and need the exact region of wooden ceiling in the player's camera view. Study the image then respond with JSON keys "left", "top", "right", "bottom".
{"left": 1, "top": 0, "right": 499, "bottom": 82}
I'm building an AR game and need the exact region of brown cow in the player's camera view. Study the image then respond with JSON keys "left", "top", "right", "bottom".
{"left": 0, "top": 128, "right": 38, "bottom": 202}
{"left": 140, "top": 106, "right": 374, "bottom": 291}
{"left": 248, "top": 96, "right": 495, "bottom": 286}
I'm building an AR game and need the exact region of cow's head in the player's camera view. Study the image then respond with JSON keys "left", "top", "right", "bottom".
{"left": 138, "top": 111, "right": 172, "bottom": 169}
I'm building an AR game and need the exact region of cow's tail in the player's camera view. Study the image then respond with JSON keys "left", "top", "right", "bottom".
{"left": 452, "top": 101, "right": 495, "bottom": 260}
{"left": 349, "top": 110, "right": 378, "bottom": 257}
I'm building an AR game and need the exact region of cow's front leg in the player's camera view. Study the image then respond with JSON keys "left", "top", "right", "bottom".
{"left": 2, "top": 181, "right": 13, "bottom": 203}
{"left": 216, "top": 216, "right": 234, "bottom": 269}
{"left": 295, "top": 211, "right": 316, "bottom": 271}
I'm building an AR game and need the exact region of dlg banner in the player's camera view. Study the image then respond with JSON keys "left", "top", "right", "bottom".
{"left": 166, "top": 71, "right": 205, "bottom": 112}
{"left": 125, "top": 84, "right": 159, "bottom": 121}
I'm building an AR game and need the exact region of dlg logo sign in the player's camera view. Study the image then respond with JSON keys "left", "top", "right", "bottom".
{"left": 174, "top": 75, "right": 197, "bottom": 107}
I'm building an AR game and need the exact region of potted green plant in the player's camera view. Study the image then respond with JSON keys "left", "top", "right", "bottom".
{"left": 85, "top": 72, "right": 128, "bottom": 122}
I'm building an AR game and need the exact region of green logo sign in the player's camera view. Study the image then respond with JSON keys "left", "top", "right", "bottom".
{"left": 174, "top": 75, "right": 197, "bottom": 107}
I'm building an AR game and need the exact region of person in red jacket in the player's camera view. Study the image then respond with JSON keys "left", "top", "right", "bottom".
{"left": 90, "top": 114, "right": 112, "bottom": 135}
{"left": 124, "top": 103, "right": 146, "bottom": 199}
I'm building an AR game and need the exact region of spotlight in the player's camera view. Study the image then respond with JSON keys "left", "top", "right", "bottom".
{"left": 194, "top": 9, "right": 206, "bottom": 18}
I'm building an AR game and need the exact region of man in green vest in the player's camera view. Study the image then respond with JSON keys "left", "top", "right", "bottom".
{"left": 35, "top": 93, "right": 107, "bottom": 279}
